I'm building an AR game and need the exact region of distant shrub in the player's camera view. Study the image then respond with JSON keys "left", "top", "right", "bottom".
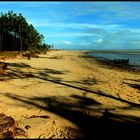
{"left": 49, "top": 55, "right": 63, "bottom": 59}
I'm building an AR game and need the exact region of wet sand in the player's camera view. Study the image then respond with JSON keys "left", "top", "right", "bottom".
{"left": 0, "top": 50, "right": 140, "bottom": 138}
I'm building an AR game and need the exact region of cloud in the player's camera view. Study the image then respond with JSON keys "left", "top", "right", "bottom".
{"left": 64, "top": 40, "right": 72, "bottom": 45}
{"left": 81, "top": 42, "right": 88, "bottom": 45}
{"left": 29, "top": 21, "right": 124, "bottom": 31}
{"left": 47, "top": 33, "right": 98, "bottom": 37}
{"left": 95, "top": 38, "right": 103, "bottom": 43}
{"left": 1, "top": 2, "right": 140, "bottom": 25}
{"left": 37, "top": 20, "right": 140, "bottom": 50}
{"left": 75, "top": 27, "right": 140, "bottom": 49}
{"left": 44, "top": 25, "right": 140, "bottom": 50}
{"left": 54, "top": 40, "right": 73, "bottom": 46}
{"left": 71, "top": 2, "right": 140, "bottom": 21}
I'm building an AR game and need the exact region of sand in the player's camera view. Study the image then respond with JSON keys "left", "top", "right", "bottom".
{"left": 0, "top": 50, "right": 140, "bottom": 138}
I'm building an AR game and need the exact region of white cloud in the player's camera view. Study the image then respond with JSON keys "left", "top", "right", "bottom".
{"left": 47, "top": 33, "right": 98, "bottom": 37}
{"left": 54, "top": 40, "right": 73, "bottom": 46}
{"left": 28, "top": 19, "right": 124, "bottom": 31}
{"left": 81, "top": 42, "right": 88, "bottom": 45}
{"left": 95, "top": 38, "right": 103, "bottom": 43}
{"left": 64, "top": 40, "right": 72, "bottom": 45}
{"left": 131, "top": 40, "right": 140, "bottom": 45}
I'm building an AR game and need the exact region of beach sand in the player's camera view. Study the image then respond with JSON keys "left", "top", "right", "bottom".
{"left": 0, "top": 50, "right": 140, "bottom": 138}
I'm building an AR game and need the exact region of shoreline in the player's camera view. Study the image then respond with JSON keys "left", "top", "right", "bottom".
{"left": 81, "top": 50, "right": 140, "bottom": 74}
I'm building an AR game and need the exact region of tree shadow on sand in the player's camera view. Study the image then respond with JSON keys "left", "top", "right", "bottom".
{"left": 65, "top": 77, "right": 98, "bottom": 86}
{"left": 7, "top": 62, "right": 31, "bottom": 68}
{"left": 28, "top": 71, "right": 140, "bottom": 108}
{"left": 0, "top": 62, "right": 67, "bottom": 81}
{"left": 123, "top": 78, "right": 140, "bottom": 92}
{"left": 2, "top": 61, "right": 139, "bottom": 108}
{"left": 1, "top": 62, "right": 140, "bottom": 138}
{"left": 3, "top": 91, "right": 140, "bottom": 139}
{"left": 126, "top": 83, "right": 140, "bottom": 91}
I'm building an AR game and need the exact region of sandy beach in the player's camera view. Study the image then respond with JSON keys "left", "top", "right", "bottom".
{"left": 0, "top": 50, "right": 140, "bottom": 138}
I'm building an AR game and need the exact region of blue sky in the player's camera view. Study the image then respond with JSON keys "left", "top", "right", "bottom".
{"left": 0, "top": 1, "right": 140, "bottom": 50}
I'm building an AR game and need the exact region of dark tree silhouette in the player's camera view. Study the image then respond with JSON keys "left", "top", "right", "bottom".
{"left": 0, "top": 11, "right": 52, "bottom": 52}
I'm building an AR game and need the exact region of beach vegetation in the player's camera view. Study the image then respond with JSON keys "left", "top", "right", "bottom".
{"left": 0, "top": 11, "right": 52, "bottom": 55}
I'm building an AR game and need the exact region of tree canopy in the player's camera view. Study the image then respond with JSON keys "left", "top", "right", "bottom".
{"left": 0, "top": 11, "right": 52, "bottom": 52}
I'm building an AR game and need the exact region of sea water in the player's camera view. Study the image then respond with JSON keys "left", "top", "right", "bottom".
{"left": 88, "top": 50, "right": 140, "bottom": 67}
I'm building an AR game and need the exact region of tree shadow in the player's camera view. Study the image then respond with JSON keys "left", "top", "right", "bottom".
{"left": 1, "top": 62, "right": 140, "bottom": 138}
{"left": 0, "top": 69, "right": 26, "bottom": 80}
{"left": 124, "top": 82, "right": 140, "bottom": 91}
{"left": 42, "top": 68, "right": 68, "bottom": 75}
{"left": 128, "top": 84, "right": 140, "bottom": 90}
{"left": 0, "top": 62, "right": 68, "bottom": 81}
{"left": 70, "top": 94, "right": 101, "bottom": 106}
{"left": 7, "top": 62, "right": 31, "bottom": 68}
{"left": 124, "top": 78, "right": 140, "bottom": 83}
{"left": 3, "top": 92, "right": 140, "bottom": 139}
{"left": 0, "top": 61, "right": 140, "bottom": 108}
{"left": 123, "top": 79, "right": 140, "bottom": 92}
{"left": 31, "top": 72, "right": 140, "bottom": 107}
{"left": 0, "top": 62, "right": 32, "bottom": 80}
{"left": 71, "top": 77, "right": 98, "bottom": 86}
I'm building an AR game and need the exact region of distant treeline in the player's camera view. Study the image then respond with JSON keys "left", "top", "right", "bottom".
{"left": 0, "top": 11, "right": 53, "bottom": 53}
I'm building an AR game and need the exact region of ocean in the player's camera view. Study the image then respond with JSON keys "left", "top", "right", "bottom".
{"left": 88, "top": 50, "right": 140, "bottom": 67}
